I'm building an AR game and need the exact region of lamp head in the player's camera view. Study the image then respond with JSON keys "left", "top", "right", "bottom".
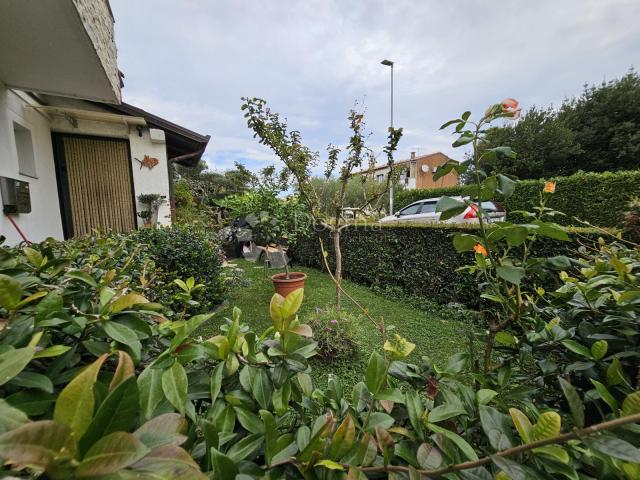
{"left": 381, "top": 59, "right": 394, "bottom": 66}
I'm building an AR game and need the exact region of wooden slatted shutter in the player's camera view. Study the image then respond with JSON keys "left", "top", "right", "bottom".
{"left": 61, "top": 136, "right": 136, "bottom": 237}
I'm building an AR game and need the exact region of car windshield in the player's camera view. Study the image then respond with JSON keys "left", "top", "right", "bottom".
{"left": 480, "top": 201, "right": 503, "bottom": 212}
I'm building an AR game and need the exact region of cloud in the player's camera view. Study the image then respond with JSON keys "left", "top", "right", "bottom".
{"left": 111, "top": 0, "right": 640, "bottom": 172}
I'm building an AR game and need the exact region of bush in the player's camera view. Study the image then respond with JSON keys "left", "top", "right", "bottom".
{"left": 306, "top": 306, "right": 360, "bottom": 362}
{"left": 290, "top": 223, "right": 598, "bottom": 307}
{"left": 395, "top": 169, "right": 640, "bottom": 228}
{"left": 133, "top": 226, "right": 224, "bottom": 313}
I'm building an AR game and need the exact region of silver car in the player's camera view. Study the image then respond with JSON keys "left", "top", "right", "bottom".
{"left": 379, "top": 196, "right": 506, "bottom": 224}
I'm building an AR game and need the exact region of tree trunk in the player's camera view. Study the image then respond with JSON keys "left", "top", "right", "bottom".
{"left": 332, "top": 228, "right": 342, "bottom": 311}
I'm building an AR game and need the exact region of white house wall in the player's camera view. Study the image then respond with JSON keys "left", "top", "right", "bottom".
{"left": 0, "top": 83, "right": 65, "bottom": 244}
{"left": 1, "top": 86, "right": 173, "bottom": 246}
{"left": 48, "top": 109, "right": 172, "bottom": 228}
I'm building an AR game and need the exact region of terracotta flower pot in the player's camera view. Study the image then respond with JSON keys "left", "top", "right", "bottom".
{"left": 271, "top": 272, "right": 307, "bottom": 297}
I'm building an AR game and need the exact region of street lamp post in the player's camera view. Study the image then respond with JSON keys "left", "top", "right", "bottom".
{"left": 381, "top": 59, "right": 394, "bottom": 214}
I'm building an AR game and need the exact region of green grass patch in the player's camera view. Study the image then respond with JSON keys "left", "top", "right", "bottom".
{"left": 197, "top": 260, "right": 475, "bottom": 390}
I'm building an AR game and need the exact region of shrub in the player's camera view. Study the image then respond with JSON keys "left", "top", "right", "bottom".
{"left": 395, "top": 169, "right": 640, "bottom": 228}
{"left": 306, "top": 306, "right": 360, "bottom": 362}
{"left": 623, "top": 196, "right": 640, "bottom": 242}
{"left": 290, "top": 223, "right": 598, "bottom": 307}
{"left": 133, "top": 226, "right": 224, "bottom": 313}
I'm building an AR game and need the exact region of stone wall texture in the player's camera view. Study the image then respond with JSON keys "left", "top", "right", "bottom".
{"left": 72, "top": 0, "right": 120, "bottom": 101}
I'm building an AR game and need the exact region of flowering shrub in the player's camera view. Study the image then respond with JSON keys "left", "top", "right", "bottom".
{"left": 306, "top": 306, "right": 360, "bottom": 362}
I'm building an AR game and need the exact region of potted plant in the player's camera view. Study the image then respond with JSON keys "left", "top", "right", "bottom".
{"left": 137, "top": 193, "right": 166, "bottom": 228}
{"left": 219, "top": 188, "right": 311, "bottom": 296}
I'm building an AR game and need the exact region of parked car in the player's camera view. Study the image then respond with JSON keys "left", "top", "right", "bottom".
{"left": 379, "top": 196, "right": 506, "bottom": 224}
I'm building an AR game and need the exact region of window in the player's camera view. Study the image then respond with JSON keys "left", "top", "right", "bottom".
{"left": 399, "top": 203, "right": 421, "bottom": 215}
{"left": 420, "top": 201, "right": 437, "bottom": 213}
{"left": 13, "top": 122, "right": 36, "bottom": 178}
{"left": 376, "top": 173, "right": 384, "bottom": 183}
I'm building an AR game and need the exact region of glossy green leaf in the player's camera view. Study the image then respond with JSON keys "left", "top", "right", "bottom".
{"left": 134, "top": 413, "right": 188, "bottom": 449}
{"left": 558, "top": 377, "right": 584, "bottom": 428}
{"left": 365, "top": 351, "right": 387, "bottom": 395}
{"left": 162, "top": 362, "right": 188, "bottom": 414}
{"left": 0, "top": 346, "right": 35, "bottom": 386}
{"left": 54, "top": 354, "right": 108, "bottom": 438}
{"left": 0, "top": 420, "right": 72, "bottom": 470}
{"left": 65, "top": 269, "right": 98, "bottom": 287}
{"left": 328, "top": 414, "right": 355, "bottom": 460}
{"left": 79, "top": 377, "right": 139, "bottom": 456}
{"left": 479, "top": 405, "right": 515, "bottom": 450}
{"left": 436, "top": 196, "right": 468, "bottom": 220}
{"left": 496, "top": 265, "right": 525, "bottom": 285}
{"left": 138, "top": 365, "right": 164, "bottom": 419}
{"left": 0, "top": 274, "right": 23, "bottom": 310}
{"left": 0, "top": 399, "right": 30, "bottom": 434}
{"left": 586, "top": 436, "right": 640, "bottom": 463}
{"left": 76, "top": 431, "right": 149, "bottom": 477}
{"left": 591, "top": 379, "right": 619, "bottom": 411}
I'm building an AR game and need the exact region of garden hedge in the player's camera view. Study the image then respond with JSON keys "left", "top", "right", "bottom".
{"left": 395, "top": 170, "right": 640, "bottom": 227}
{"left": 290, "top": 223, "right": 599, "bottom": 307}
{"left": 133, "top": 226, "right": 225, "bottom": 312}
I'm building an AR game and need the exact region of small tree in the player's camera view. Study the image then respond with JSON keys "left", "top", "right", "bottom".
{"left": 241, "top": 98, "right": 402, "bottom": 308}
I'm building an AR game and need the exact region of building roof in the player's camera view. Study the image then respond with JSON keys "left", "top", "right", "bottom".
{"left": 356, "top": 152, "right": 454, "bottom": 174}
{"left": 102, "top": 102, "right": 211, "bottom": 167}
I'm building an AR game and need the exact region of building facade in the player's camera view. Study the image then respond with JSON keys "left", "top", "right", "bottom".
{"left": 362, "top": 152, "right": 459, "bottom": 190}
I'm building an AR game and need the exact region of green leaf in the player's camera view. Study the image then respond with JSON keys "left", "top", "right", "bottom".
{"left": 532, "top": 220, "right": 570, "bottom": 241}
{"left": 365, "top": 351, "right": 387, "bottom": 395}
{"left": 586, "top": 435, "right": 640, "bottom": 463}
{"left": 260, "top": 409, "right": 278, "bottom": 466}
{"left": 134, "top": 413, "right": 188, "bottom": 449}
{"left": 622, "top": 391, "right": 640, "bottom": 416}
{"left": 436, "top": 196, "right": 468, "bottom": 220}
{"left": 23, "top": 246, "right": 44, "bottom": 266}
{"left": 591, "top": 379, "right": 619, "bottom": 411}
{"left": 138, "top": 365, "right": 164, "bottom": 420}
{"left": 235, "top": 407, "right": 264, "bottom": 434}
{"left": 250, "top": 368, "right": 272, "bottom": 410}
{"left": 367, "top": 412, "right": 395, "bottom": 431}
{"left": 0, "top": 346, "right": 35, "bottom": 386}
{"left": 606, "top": 356, "right": 627, "bottom": 387}
{"left": 477, "top": 389, "right": 498, "bottom": 405}
{"left": 0, "top": 274, "right": 23, "bottom": 310}
{"left": 226, "top": 433, "right": 263, "bottom": 462}
{"left": 210, "top": 448, "right": 240, "bottom": 479}
{"left": 509, "top": 408, "right": 533, "bottom": 443}
{"left": 315, "top": 459, "right": 344, "bottom": 471}
{"left": 162, "top": 362, "right": 188, "bottom": 414}
{"left": 76, "top": 431, "right": 150, "bottom": 477}
{"left": 33, "top": 344, "right": 72, "bottom": 359}
{"left": 65, "top": 269, "right": 98, "bottom": 287}
{"left": 532, "top": 411, "right": 561, "bottom": 441}
{"left": 210, "top": 362, "right": 224, "bottom": 402}
{"left": 428, "top": 403, "right": 467, "bottom": 423}
{"left": 9, "top": 371, "right": 53, "bottom": 393}
{"left": 328, "top": 415, "right": 355, "bottom": 460}
{"left": 54, "top": 354, "right": 108, "bottom": 438}
{"left": 452, "top": 132, "right": 474, "bottom": 148}
{"left": 453, "top": 233, "right": 482, "bottom": 253}
{"left": 497, "top": 174, "right": 517, "bottom": 198}
{"left": 491, "top": 456, "right": 528, "bottom": 480}
{"left": 496, "top": 265, "right": 525, "bottom": 285}
{"left": 0, "top": 399, "right": 30, "bottom": 434}
{"left": 590, "top": 340, "right": 608, "bottom": 360}
{"left": 479, "top": 405, "right": 515, "bottom": 450}
{"left": 561, "top": 340, "right": 593, "bottom": 359}
{"left": 0, "top": 420, "right": 72, "bottom": 470}
{"left": 416, "top": 443, "right": 442, "bottom": 469}
{"left": 110, "top": 292, "right": 149, "bottom": 313}
{"left": 558, "top": 377, "right": 584, "bottom": 428}
{"left": 79, "top": 377, "right": 139, "bottom": 456}
{"left": 405, "top": 390, "right": 425, "bottom": 440}
{"left": 103, "top": 321, "right": 139, "bottom": 346}
{"left": 427, "top": 423, "right": 478, "bottom": 461}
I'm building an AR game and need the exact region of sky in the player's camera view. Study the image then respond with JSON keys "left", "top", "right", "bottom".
{"left": 110, "top": 0, "right": 639, "bottom": 174}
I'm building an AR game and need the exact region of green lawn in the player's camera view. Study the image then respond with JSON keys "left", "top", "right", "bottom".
{"left": 197, "top": 260, "right": 475, "bottom": 390}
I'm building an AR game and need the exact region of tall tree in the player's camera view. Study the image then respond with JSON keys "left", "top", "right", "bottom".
{"left": 476, "top": 68, "right": 640, "bottom": 179}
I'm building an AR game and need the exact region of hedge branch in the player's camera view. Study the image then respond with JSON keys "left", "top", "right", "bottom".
{"left": 356, "top": 412, "right": 640, "bottom": 477}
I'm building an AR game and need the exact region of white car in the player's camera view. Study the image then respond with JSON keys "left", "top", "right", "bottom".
{"left": 379, "top": 196, "right": 506, "bottom": 224}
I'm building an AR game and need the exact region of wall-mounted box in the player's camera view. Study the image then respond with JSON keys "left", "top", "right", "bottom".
{"left": 0, "top": 177, "right": 31, "bottom": 214}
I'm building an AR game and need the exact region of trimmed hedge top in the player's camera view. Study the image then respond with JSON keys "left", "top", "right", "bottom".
{"left": 395, "top": 169, "right": 640, "bottom": 228}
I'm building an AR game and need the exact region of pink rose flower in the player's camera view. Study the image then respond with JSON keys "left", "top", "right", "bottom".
{"left": 501, "top": 98, "right": 522, "bottom": 119}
